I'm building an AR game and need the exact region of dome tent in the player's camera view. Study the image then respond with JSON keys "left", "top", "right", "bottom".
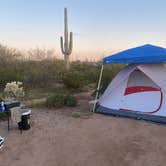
{"left": 94, "top": 44, "right": 166, "bottom": 123}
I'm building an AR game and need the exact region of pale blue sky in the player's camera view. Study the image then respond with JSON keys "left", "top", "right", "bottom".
{"left": 0, "top": 0, "right": 166, "bottom": 59}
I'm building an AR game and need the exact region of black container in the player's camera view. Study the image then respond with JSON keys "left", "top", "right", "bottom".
{"left": 18, "top": 109, "right": 31, "bottom": 130}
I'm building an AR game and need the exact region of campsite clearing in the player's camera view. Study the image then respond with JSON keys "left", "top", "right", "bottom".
{"left": 0, "top": 92, "right": 166, "bottom": 166}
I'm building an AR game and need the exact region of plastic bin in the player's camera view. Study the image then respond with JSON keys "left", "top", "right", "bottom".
{"left": 18, "top": 109, "right": 31, "bottom": 130}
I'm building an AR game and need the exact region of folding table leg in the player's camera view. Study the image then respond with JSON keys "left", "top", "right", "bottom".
{"left": 7, "top": 111, "right": 10, "bottom": 131}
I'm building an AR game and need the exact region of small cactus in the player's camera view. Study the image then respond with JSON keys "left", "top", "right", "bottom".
{"left": 60, "top": 8, "right": 73, "bottom": 70}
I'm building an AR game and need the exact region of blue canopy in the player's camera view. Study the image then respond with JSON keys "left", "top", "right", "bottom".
{"left": 103, "top": 44, "right": 166, "bottom": 64}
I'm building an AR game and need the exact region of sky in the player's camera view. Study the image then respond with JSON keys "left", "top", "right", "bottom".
{"left": 0, "top": 0, "right": 166, "bottom": 60}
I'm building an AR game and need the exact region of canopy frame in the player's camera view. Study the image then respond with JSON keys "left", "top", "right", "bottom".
{"left": 93, "top": 65, "right": 104, "bottom": 112}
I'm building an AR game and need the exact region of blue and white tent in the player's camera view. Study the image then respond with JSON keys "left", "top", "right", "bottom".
{"left": 95, "top": 44, "right": 166, "bottom": 123}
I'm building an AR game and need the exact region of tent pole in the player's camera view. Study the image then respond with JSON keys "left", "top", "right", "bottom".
{"left": 93, "top": 64, "right": 104, "bottom": 112}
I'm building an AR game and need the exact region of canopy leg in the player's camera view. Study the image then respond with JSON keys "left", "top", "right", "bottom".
{"left": 93, "top": 65, "right": 104, "bottom": 112}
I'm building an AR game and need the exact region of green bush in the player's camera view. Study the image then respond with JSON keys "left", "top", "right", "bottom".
{"left": 45, "top": 94, "right": 65, "bottom": 108}
{"left": 0, "top": 44, "right": 125, "bottom": 93}
{"left": 71, "top": 62, "right": 99, "bottom": 85}
{"left": 64, "top": 95, "right": 77, "bottom": 107}
{"left": 63, "top": 71, "right": 83, "bottom": 89}
{"left": 45, "top": 94, "right": 77, "bottom": 108}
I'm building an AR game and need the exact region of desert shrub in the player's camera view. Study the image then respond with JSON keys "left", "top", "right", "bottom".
{"left": 0, "top": 44, "right": 21, "bottom": 65}
{"left": 21, "top": 59, "right": 65, "bottom": 88}
{"left": 45, "top": 94, "right": 65, "bottom": 108}
{"left": 63, "top": 71, "right": 83, "bottom": 89}
{"left": 0, "top": 44, "right": 101, "bottom": 90}
{"left": 45, "top": 94, "right": 77, "bottom": 108}
{"left": 0, "top": 63, "right": 23, "bottom": 89}
{"left": 0, "top": 44, "right": 125, "bottom": 95}
{"left": 3, "top": 81, "right": 25, "bottom": 101}
{"left": 71, "top": 62, "right": 99, "bottom": 85}
{"left": 64, "top": 95, "right": 77, "bottom": 107}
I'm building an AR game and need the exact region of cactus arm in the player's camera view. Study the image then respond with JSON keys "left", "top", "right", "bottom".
{"left": 67, "top": 32, "right": 73, "bottom": 55}
{"left": 60, "top": 36, "right": 66, "bottom": 55}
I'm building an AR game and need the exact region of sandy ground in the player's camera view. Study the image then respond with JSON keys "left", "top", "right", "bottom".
{"left": 0, "top": 93, "right": 166, "bottom": 166}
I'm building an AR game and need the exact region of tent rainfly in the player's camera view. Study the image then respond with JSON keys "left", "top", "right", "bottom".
{"left": 94, "top": 44, "right": 166, "bottom": 123}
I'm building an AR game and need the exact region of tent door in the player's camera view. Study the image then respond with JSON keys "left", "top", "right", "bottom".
{"left": 120, "top": 70, "right": 162, "bottom": 113}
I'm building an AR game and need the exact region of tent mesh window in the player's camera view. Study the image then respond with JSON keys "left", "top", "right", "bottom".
{"left": 126, "top": 69, "right": 159, "bottom": 89}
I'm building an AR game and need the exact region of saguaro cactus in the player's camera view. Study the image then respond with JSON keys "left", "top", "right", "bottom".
{"left": 60, "top": 8, "right": 73, "bottom": 70}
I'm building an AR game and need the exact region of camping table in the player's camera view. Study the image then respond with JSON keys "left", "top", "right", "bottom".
{"left": 4, "top": 101, "right": 20, "bottom": 131}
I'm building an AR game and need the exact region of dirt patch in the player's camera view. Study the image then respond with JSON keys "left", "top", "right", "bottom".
{"left": 0, "top": 92, "right": 166, "bottom": 166}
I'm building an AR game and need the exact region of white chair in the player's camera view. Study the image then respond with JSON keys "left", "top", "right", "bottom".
{"left": 0, "top": 136, "right": 5, "bottom": 149}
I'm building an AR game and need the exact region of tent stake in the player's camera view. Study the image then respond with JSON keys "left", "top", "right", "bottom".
{"left": 93, "top": 64, "right": 104, "bottom": 112}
